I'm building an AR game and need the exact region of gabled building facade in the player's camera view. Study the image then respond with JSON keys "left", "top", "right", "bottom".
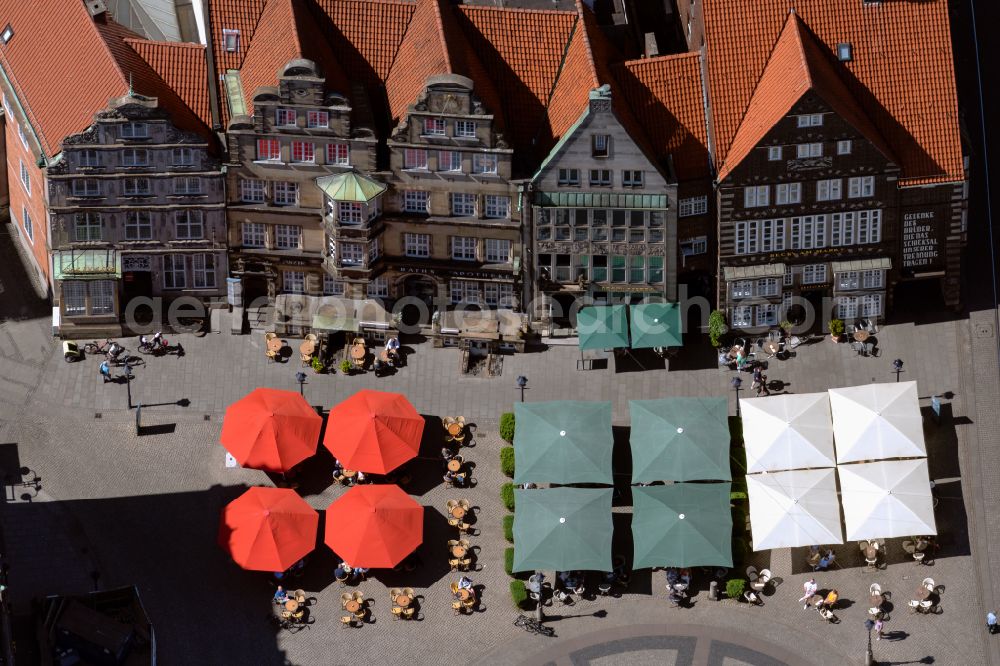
{"left": 700, "top": 2, "right": 967, "bottom": 332}
{"left": 529, "top": 86, "right": 676, "bottom": 333}
{"left": 46, "top": 94, "right": 225, "bottom": 335}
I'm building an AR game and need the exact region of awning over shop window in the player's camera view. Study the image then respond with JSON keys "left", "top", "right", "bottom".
{"left": 53, "top": 249, "right": 121, "bottom": 280}
{"left": 722, "top": 264, "right": 786, "bottom": 281}
{"left": 830, "top": 257, "right": 892, "bottom": 273}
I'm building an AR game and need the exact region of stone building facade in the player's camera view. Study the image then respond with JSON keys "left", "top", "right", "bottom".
{"left": 45, "top": 93, "right": 226, "bottom": 335}
{"left": 379, "top": 75, "right": 520, "bottom": 330}
{"left": 528, "top": 87, "right": 677, "bottom": 333}
{"left": 224, "top": 60, "right": 377, "bottom": 308}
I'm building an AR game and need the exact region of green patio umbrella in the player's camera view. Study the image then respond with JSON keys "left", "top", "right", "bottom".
{"left": 629, "top": 302, "right": 683, "bottom": 349}
{"left": 577, "top": 305, "right": 629, "bottom": 350}
{"left": 513, "top": 401, "right": 613, "bottom": 485}
{"left": 632, "top": 484, "right": 733, "bottom": 569}
{"left": 629, "top": 398, "right": 732, "bottom": 483}
{"left": 513, "top": 487, "right": 613, "bottom": 572}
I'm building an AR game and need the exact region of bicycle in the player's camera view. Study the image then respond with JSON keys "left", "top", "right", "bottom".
{"left": 83, "top": 338, "right": 116, "bottom": 356}
{"left": 108, "top": 352, "right": 145, "bottom": 369}
{"left": 513, "top": 614, "right": 555, "bottom": 637}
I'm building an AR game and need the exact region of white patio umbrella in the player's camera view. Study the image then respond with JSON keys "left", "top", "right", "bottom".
{"left": 741, "top": 393, "right": 834, "bottom": 473}
{"left": 745, "top": 468, "right": 843, "bottom": 551}
{"left": 829, "top": 381, "right": 926, "bottom": 463}
{"left": 838, "top": 459, "right": 937, "bottom": 540}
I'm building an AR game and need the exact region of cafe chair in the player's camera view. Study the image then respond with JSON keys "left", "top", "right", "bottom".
{"left": 922, "top": 578, "right": 935, "bottom": 592}
{"left": 452, "top": 599, "right": 464, "bottom": 614}
{"left": 743, "top": 590, "right": 763, "bottom": 606}
{"left": 341, "top": 592, "right": 354, "bottom": 608}
{"left": 446, "top": 499, "right": 460, "bottom": 512}
{"left": 908, "top": 599, "right": 922, "bottom": 613}
{"left": 402, "top": 607, "right": 415, "bottom": 619}
{"left": 341, "top": 614, "right": 356, "bottom": 628}
{"left": 403, "top": 587, "right": 414, "bottom": 598}
{"left": 449, "top": 558, "right": 462, "bottom": 571}
{"left": 450, "top": 582, "right": 460, "bottom": 595}
{"left": 390, "top": 588, "right": 402, "bottom": 602}
{"left": 293, "top": 589, "right": 307, "bottom": 604}
{"left": 459, "top": 558, "right": 473, "bottom": 571}
{"left": 391, "top": 606, "right": 403, "bottom": 619}
{"left": 789, "top": 335, "right": 804, "bottom": 349}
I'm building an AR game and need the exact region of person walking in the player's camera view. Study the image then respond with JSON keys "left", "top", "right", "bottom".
{"left": 99, "top": 360, "right": 113, "bottom": 383}
{"left": 988, "top": 611, "right": 998, "bottom": 634}
{"left": 874, "top": 617, "right": 884, "bottom": 640}
{"left": 799, "top": 578, "right": 818, "bottom": 609}
{"left": 751, "top": 367, "right": 770, "bottom": 397}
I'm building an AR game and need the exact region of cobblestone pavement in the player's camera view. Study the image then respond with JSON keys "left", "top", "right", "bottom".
{"left": 0, "top": 292, "right": 991, "bottom": 664}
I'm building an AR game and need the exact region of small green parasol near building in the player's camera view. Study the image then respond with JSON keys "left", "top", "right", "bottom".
{"left": 513, "top": 401, "right": 613, "bottom": 485}
{"left": 512, "top": 487, "right": 614, "bottom": 573}
{"left": 632, "top": 484, "right": 733, "bottom": 569}
{"left": 629, "top": 398, "right": 732, "bottom": 483}
{"left": 628, "top": 302, "right": 683, "bottom": 349}
{"left": 577, "top": 305, "right": 629, "bottom": 350}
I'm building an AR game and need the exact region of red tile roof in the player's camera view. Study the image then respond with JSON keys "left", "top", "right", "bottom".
{"left": 0, "top": 0, "right": 209, "bottom": 158}
{"left": 703, "top": 0, "right": 964, "bottom": 186}
{"left": 238, "top": 0, "right": 349, "bottom": 116}
{"left": 457, "top": 5, "right": 576, "bottom": 161}
{"left": 314, "top": 0, "right": 415, "bottom": 85}
{"left": 127, "top": 39, "right": 212, "bottom": 127}
{"left": 618, "top": 53, "right": 710, "bottom": 182}
{"left": 207, "top": 0, "right": 266, "bottom": 73}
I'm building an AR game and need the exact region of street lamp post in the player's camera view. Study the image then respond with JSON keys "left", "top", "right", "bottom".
{"left": 516, "top": 375, "right": 528, "bottom": 403}
{"left": 864, "top": 618, "right": 874, "bottom": 665}
{"left": 295, "top": 371, "right": 307, "bottom": 397}
{"left": 125, "top": 365, "right": 134, "bottom": 409}
{"left": 731, "top": 376, "right": 743, "bottom": 417}
{"left": 892, "top": 359, "right": 904, "bottom": 382}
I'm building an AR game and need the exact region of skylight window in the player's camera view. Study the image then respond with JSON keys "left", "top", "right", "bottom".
{"left": 1, "top": 24, "right": 13, "bottom": 45}
{"left": 837, "top": 43, "right": 853, "bottom": 62}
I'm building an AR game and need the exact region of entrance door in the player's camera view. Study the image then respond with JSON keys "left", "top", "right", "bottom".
{"left": 122, "top": 272, "right": 153, "bottom": 326}
{"left": 242, "top": 275, "right": 268, "bottom": 309}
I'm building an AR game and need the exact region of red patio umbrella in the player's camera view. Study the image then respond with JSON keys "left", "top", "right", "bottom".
{"left": 324, "top": 484, "right": 423, "bottom": 568}
{"left": 323, "top": 390, "right": 424, "bottom": 474}
{"left": 219, "top": 487, "right": 319, "bottom": 571}
{"left": 220, "top": 388, "right": 322, "bottom": 473}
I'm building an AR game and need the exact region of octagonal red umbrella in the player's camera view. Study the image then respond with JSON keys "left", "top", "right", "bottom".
{"left": 323, "top": 390, "right": 424, "bottom": 474}
{"left": 220, "top": 388, "right": 322, "bottom": 473}
{"left": 219, "top": 487, "right": 318, "bottom": 571}
{"left": 324, "top": 484, "right": 423, "bottom": 568}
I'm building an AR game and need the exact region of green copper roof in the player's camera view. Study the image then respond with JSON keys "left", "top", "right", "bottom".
{"left": 316, "top": 171, "right": 387, "bottom": 203}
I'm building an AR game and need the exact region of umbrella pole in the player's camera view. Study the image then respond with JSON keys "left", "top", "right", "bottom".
{"left": 534, "top": 570, "right": 544, "bottom": 623}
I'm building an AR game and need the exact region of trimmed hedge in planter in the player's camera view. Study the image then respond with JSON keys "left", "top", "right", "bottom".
{"left": 726, "top": 578, "right": 746, "bottom": 600}
{"left": 501, "top": 482, "right": 516, "bottom": 511}
{"left": 504, "top": 547, "right": 515, "bottom": 576}
{"left": 510, "top": 579, "right": 528, "bottom": 609}
{"left": 500, "top": 446, "right": 515, "bottom": 478}
{"left": 503, "top": 514, "right": 514, "bottom": 543}
{"left": 500, "top": 412, "right": 516, "bottom": 443}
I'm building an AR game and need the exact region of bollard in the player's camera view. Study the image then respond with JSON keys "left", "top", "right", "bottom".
{"left": 709, "top": 580, "right": 719, "bottom": 601}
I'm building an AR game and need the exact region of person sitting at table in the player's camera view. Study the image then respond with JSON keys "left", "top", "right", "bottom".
{"left": 457, "top": 575, "right": 474, "bottom": 591}
{"left": 353, "top": 566, "right": 369, "bottom": 580}
{"left": 718, "top": 351, "right": 730, "bottom": 366}
{"left": 334, "top": 563, "right": 350, "bottom": 583}
{"left": 273, "top": 586, "right": 288, "bottom": 604}
{"left": 821, "top": 589, "right": 839, "bottom": 609}
{"left": 815, "top": 550, "right": 836, "bottom": 571}
{"left": 385, "top": 337, "right": 400, "bottom": 363}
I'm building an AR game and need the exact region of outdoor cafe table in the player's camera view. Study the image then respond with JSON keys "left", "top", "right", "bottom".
{"left": 853, "top": 330, "right": 870, "bottom": 343}
{"left": 299, "top": 339, "right": 316, "bottom": 357}
{"left": 447, "top": 459, "right": 462, "bottom": 473}
{"left": 285, "top": 600, "right": 300, "bottom": 612}
{"left": 870, "top": 593, "right": 883, "bottom": 608}
{"left": 915, "top": 586, "right": 931, "bottom": 601}
{"left": 864, "top": 543, "right": 878, "bottom": 562}
{"left": 350, "top": 345, "right": 366, "bottom": 360}
{"left": 457, "top": 588, "right": 473, "bottom": 601}
{"left": 379, "top": 350, "right": 391, "bottom": 363}
{"left": 450, "top": 506, "right": 466, "bottom": 519}
{"left": 451, "top": 545, "right": 468, "bottom": 558}
{"left": 395, "top": 594, "right": 412, "bottom": 608}
{"left": 446, "top": 422, "right": 464, "bottom": 437}
{"left": 345, "top": 599, "right": 361, "bottom": 614}
{"left": 763, "top": 340, "right": 781, "bottom": 356}
{"left": 267, "top": 337, "right": 283, "bottom": 354}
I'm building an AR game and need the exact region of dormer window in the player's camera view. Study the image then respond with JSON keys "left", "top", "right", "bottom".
{"left": 222, "top": 29, "right": 239, "bottom": 52}
{"left": 424, "top": 118, "right": 446, "bottom": 136}
{"left": 121, "top": 122, "right": 148, "bottom": 139}
{"left": 796, "top": 142, "right": 822, "bottom": 158}
{"left": 591, "top": 134, "right": 611, "bottom": 158}
{"left": 768, "top": 146, "right": 782, "bottom": 161}
{"left": 796, "top": 114, "right": 823, "bottom": 127}
{"left": 275, "top": 108, "right": 296, "bottom": 127}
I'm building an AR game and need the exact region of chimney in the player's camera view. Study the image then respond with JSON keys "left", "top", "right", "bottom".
{"left": 84, "top": 0, "right": 108, "bottom": 19}
{"left": 644, "top": 32, "right": 659, "bottom": 58}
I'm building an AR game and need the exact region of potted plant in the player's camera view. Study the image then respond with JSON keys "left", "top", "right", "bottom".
{"left": 828, "top": 318, "right": 845, "bottom": 342}
{"left": 310, "top": 356, "right": 325, "bottom": 374}
{"left": 339, "top": 359, "right": 353, "bottom": 375}
{"left": 709, "top": 310, "right": 728, "bottom": 348}
{"left": 779, "top": 320, "right": 793, "bottom": 340}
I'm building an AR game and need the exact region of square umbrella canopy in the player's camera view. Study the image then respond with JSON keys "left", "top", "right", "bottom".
{"left": 629, "top": 302, "right": 683, "bottom": 349}
{"left": 577, "top": 305, "right": 629, "bottom": 350}
{"left": 838, "top": 459, "right": 937, "bottom": 540}
{"left": 829, "top": 381, "right": 926, "bottom": 463}
{"left": 512, "top": 487, "right": 613, "bottom": 573}
{"left": 513, "top": 401, "right": 613, "bottom": 485}
{"left": 741, "top": 393, "right": 835, "bottom": 473}
{"left": 629, "top": 398, "right": 732, "bottom": 483}
{"left": 746, "top": 468, "right": 844, "bottom": 550}
{"left": 632, "top": 484, "right": 733, "bottom": 569}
